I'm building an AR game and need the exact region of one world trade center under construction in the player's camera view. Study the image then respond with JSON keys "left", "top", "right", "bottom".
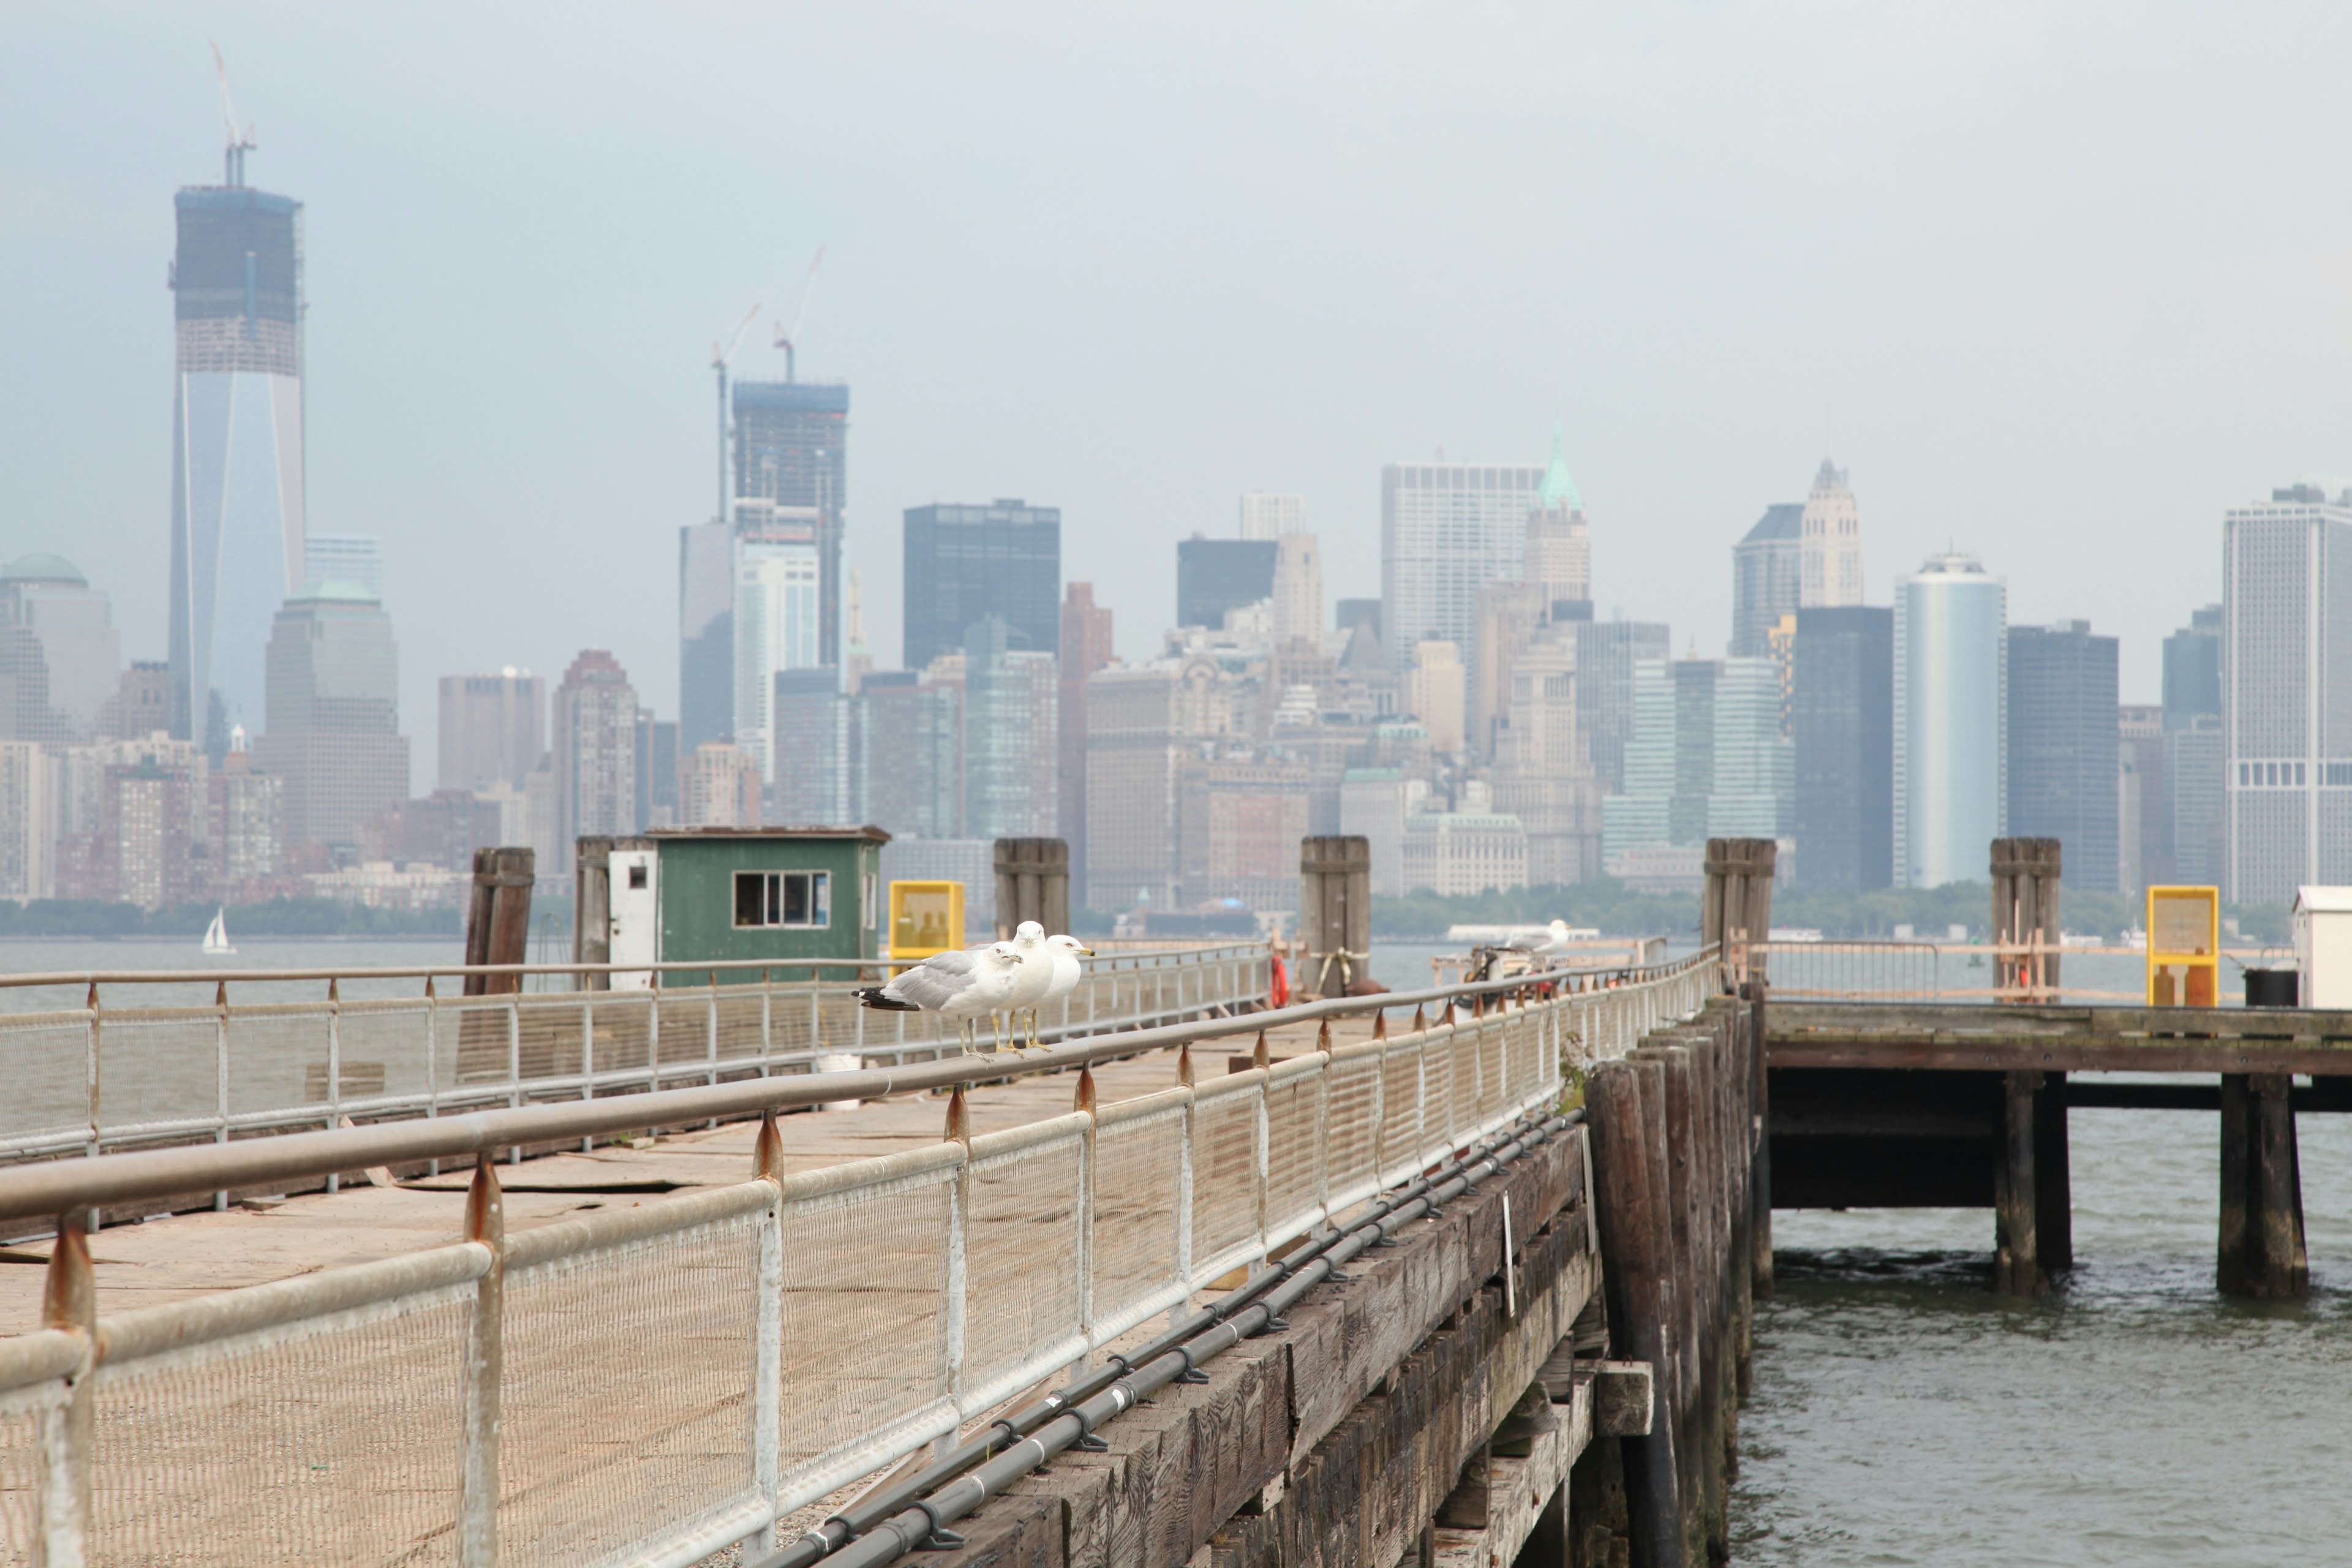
{"left": 167, "top": 113, "right": 304, "bottom": 752}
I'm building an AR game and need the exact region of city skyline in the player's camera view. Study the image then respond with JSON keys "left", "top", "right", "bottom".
{"left": 7, "top": 9, "right": 2345, "bottom": 801}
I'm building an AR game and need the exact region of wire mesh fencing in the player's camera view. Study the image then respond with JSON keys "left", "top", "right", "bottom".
{"left": 0, "top": 944, "right": 1268, "bottom": 1165}
{"left": 0, "top": 951, "right": 1716, "bottom": 1567}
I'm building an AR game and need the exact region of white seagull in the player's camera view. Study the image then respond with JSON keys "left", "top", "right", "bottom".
{"left": 997, "top": 921, "right": 1056, "bottom": 1049}
{"left": 1035, "top": 933, "right": 1094, "bottom": 1041}
{"left": 857, "top": 941, "right": 1027, "bottom": 1054}
{"left": 1506, "top": 919, "right": 1574, "bottom": 956}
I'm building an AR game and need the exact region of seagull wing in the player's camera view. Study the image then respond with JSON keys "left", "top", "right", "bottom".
{"left": 884, "top": 949, "right": 987, "bottom": 1012}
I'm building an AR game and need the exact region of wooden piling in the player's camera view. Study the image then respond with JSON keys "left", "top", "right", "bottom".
{"left": 1584, "top": 1058, "right": 1687, "bottom": 1568}
{"left": 992, "top": 838, "right": 1070, "bottom": 940}
{"left": 2218, "top": 1074, "right": 2251, "bottom": 1295}
{"left": 2035, "top": 1070, "right": 2073, "bottom": 1272}
{"left": 1993, "top": 1069, "right": 2048, "bottom": 1296}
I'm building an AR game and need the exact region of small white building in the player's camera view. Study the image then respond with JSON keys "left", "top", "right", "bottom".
{"left": 2294, "top": 886, "right": 2352, "bottom": 1008}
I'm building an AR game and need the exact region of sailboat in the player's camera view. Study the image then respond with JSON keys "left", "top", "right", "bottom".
{"left": 202, "top": 907, "right": 236, "bottom": 956}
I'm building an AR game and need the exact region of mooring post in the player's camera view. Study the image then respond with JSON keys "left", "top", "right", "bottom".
{"left": 1586, "top": 1058, "right": 1687, "bottom": 1568}
{"left": 1297, "top": 835, "right": 1373, "bottom": 999}
{"left": 991, "top": 838, "right": 1069, "bottom": 941}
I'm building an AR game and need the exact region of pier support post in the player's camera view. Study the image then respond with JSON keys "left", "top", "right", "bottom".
{"left": 2035, "top": 1070, "right": 2072, "bottom": 1272}
{"left": 2220, "top": 1073, "right": 2307, "bottom": 1297}
{"left": 1703, "top": 839, "right": 1777, "bottom": 1306}
{"left": 1994, "top": 1069, "right": 2050, "bottom": 1296}
{"left": 1585, "top": 1058, "right": 1687, "bottom": 1568}
{"left": 991, "top": 839, "right": 1069, "bottom": 940}
{"left": 1298, "top": 835, "right": 1375, "bottom": 998}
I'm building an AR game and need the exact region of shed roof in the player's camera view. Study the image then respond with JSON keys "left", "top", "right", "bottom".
{"left": 649, "top": 824, "right": 892, "bottom": 845}
{"left": 2294, "top": 886, "right": 2352, "bottom": 913}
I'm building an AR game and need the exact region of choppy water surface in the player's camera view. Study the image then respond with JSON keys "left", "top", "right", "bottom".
{"left": 1735, "top": 1106, "right": 2352, "bottom": 1565}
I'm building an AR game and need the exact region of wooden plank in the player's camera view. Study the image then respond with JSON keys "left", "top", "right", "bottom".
{"left": 1768, "top": 1000, "right": 2352, "bottom": 1039}
{"left": 1431, "top": 1379, "right": 1589, "bottom": 1568}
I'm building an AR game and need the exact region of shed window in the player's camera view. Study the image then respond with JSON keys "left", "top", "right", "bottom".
{"left": 734, "top": 871, "right": 830, "bottom": 929}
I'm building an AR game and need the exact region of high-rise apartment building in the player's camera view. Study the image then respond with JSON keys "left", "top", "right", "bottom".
{"left": 1059, "top": 583, "right": 1115, "bottom": 898}
{"left": 904, "top": 502, "right": 1061, "bottom": 669}
{"left": 209, "top": 742, "right": 284, "bottom": 889}
{"left": 2007, "top": 620, "right": 2120, "bottom": 892}
{"left": 1490, "top": 636, "right": 1605, "bottom": 886}
{"left": 2222, "top": 486, "right": 2352, "bottom": 902}
{"left": 1176, "top": 538, "right": 1277, "bottom": 632}
{"left": 862, "top": 673, "right": 962, "bottom": 840}
{"left": 0, "top": 742, "right": 54, "bottom": 899}
{"left": 963, "top": 617, "right": 1057, "bottom": 839}
{"left": 1569, "top": 619, "right": 1672, "bottom": 794}
{"left": 1894, "top": 554, "right": 2005, "bottom": 888}
{"left": 1732, "top": 505, "right": 1803, "bottom": 658}
{"left": 1791, "top": 606, "right": 1893, "bottom": 891}
{"left": 1799, "top": 459, "right": 1864, "bottom": 608}
{"left": 1178, "top": 750, "right": 1310, "bottom": 913}
{"left": 168, "top": 152, "right": 306, "bottom": 750}
{"left": 732, "top": 498, "right": 825, "bottom": 782}
{"left": 732, "top": 380, "right": 847, "bottom": 668}
{"left": 1405, "top": 642, "right": 1466, "bottom": 755}
{"left": 255, "top": 584, "right": 409, "bottom": 853}
{"left": 1381, "top": 458, "right": 1548, "bottom": 671}
{"left": 437, "top": 670, "right": 545, "bottom": 793}
{"left": 0, "top": 556, "right": 121, "bottom": 740}
{"left": 1238, "top": 493, "right": 1306, "bottom": 541}
{"left": 551, "top": 650, "right": 638, "bottom": 873}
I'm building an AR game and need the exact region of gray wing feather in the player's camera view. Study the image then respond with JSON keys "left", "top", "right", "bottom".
{"left": 884, "top": 949, "right": 986, "bottom": 1011}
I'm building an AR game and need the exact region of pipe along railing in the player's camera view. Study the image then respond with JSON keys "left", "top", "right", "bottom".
{"left": 750, "top": 1107, "right": 1578, "bottom": 1568}
{"left": 0, "top": 948, "right": 1711, "bottom": 1230}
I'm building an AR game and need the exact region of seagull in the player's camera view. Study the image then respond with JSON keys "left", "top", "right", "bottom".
{"left": 997, "top": 921, "right": 1055, "bottom": 1049}
{"left": 857, "top": 942, "right": 1027, "bottom": 1054}
{"left": 1034, "top": 933, "right": 1094, "bottom": 1042}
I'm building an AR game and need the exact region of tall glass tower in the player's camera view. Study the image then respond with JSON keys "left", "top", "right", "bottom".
{"left": 168, "top": 150, "right": 304, "bottom": 752}
{"left": 1894, "top": 554, "right": 2007, "bottom": 888}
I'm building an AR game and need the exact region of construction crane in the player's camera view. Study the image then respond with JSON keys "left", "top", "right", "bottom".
{"left": 711, "top": 303, "right": 761, "bottom": 529}
{"left": 773, "top": 246, "right": 827, "bottom": 382}
{"left": 210, "top": 42, "right": 257, "bottom": 187}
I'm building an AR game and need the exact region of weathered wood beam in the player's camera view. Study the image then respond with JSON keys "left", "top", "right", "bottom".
{"left": 1770, "top": 1000, "right": 2352, "bottom": 1041}
{"left": 1768, "top": 1036, "right": 2352, "bottom": 1075}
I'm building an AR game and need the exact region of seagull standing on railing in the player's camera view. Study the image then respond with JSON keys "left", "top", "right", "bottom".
{"left": 1033, "top": 933, "right": 1094, "bottom": 1045}
{"left": 997, "top": 921, "right": 1055, "bottom": 1049}
{"left": 856, "top": 942, "right": 1026, "bottom": 1055}
{"left": 1506, "top": 919, "right": 1573, "bottom": 956}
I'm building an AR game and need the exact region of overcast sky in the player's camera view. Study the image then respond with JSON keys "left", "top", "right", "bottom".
{"left": 6, "top": 2, "right": 2350, "bottom": 788}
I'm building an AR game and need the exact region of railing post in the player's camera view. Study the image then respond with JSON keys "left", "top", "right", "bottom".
{"left": 505, "top": 981, "right": 521, "bottom": 1166}
{"left": 941, "top": 1089, "right": 971, "bottom": 1439}
{"left": 458, "top": 1161, "right": 504, "bottom": 1568}
{"left": 83, "top": 983, "right": 99, "bottom": 1183}
{"left": 326, "top": 978, "right": 342, "bottom": 1194}
{"left": 214, "top": 981, "right": 230, "bottom": 1211}
{"left": 647, "top": 970, "right": 662, "bottom": 1095}
{"left": 37, "top": 1215, "right": 95, "bottom": 1565}
{"left": 753, "top": 1114, "right": 784, "bottom": 1547}
{"left": 1072, "top": 1068, "right": 1098, "bottom": 1375}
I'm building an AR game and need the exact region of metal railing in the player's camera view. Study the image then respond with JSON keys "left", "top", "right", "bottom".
{"left": 0, "top": 943, "right": 1267, "bottom": 1166}
{"left": 1745, "top": 938, "right": 2182, "bottom": 1005}
{"left": 0, "top": 951, "right": 1717, "bottom": 1568}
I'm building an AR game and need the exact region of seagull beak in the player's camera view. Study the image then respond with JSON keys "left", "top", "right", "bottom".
{"left": 1079, "top": 946, "right": 1096, "bottom": 957}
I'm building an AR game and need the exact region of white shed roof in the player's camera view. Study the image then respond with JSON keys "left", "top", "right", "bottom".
{"left": 2294, "top": 886, "right": 2352, "bottom": 913}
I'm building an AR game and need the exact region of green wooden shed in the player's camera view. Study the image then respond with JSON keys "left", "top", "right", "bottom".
{"left": 574, "top": 826, "right": 891, "bottom": 986}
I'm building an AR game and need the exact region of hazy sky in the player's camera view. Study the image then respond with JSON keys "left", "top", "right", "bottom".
{"left": 6, "top": 3, "right": 2350, "bottom": 788}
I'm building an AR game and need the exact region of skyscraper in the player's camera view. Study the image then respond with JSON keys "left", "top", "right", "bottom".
{"left": 1525, "top": 436, "right": 1593, "bottom": 616}
{"left": 677, "top": 519, "right": 734, "bottom": 752}
{"left": 769, "top": 668, "right": 858, "bottom": 823}
{"left": 1792, "top": 605, "right": 1893, "bottom": 891}
{"left": 254, "top": 584, "right": 409, "bottom": 853}
{"left": 303, "top": 537, "right": 384, "bottom": 599}
{"left": 903, "top": 502, "right": 1061, "bottom": 668}
{"left": 168, "top": 146, "right": 305, "bottom": 752}
{"left": 1894, "top": 554, "right": 2005, "bottom": 888}
{"left": 2163, "top": 604, "right": 2225, "bottom": 888}
{"left": 1175, "top": 537, "right": 1277, "bottom": 631}
{"left": 437, "top": 670, "right": 545, "bottom": 793}
{"left": 2119, "top": 704, "right": 2166, "bottom": 896}
{"left": 862, "top": 673, "right": 962, "bottom": 840}
{"left": 2006, "top": 620, "right": 2120, "bottom": 892}
{"left": 2222, "top": 486, "right": 2352, "bottom": 902}
{"left": 1799, "top": 460, "right": 1864, "bottom": 608}
{"left": 1059, "top": 583, "right": 1115, "bottom": 897}
{"left": 963, "top": 617, "right": 1057, "bottom": 839}
{"left": 1731, "top": 505, "right": 1803, "bottom": 657}
{"left": 731, "top": 497, "right": 824, "bottom": 783}
{"left": 731, "top": 380, "right": 847, "bottom": 668}
{"left": 1381, "top": 457, "right": 1549, "bottom": 671}
{"left": 551, "top": 650, "right": 638, "bottom": 873}
{"left": 1602, "top": 657, "right": 1790, "bottom": 871}
{"left": 1271, "top": 534, "right": 1324, "bottom": 647}
{"left": 1569, "top": 619, "right": 1672, "bottom": 794}
{"left": 0, "top": 554, "right": 121, "bottom": 742}
{"left": 1238, "top": 493, "right": 1306, "bottom": 541}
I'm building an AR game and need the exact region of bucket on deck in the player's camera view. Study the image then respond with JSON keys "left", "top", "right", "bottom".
{"left": 815, "top": 1050, "right": 864, "bottom": 1111}
{"left": 2244, "top": 968, "right": 2300, "bottom": 1009}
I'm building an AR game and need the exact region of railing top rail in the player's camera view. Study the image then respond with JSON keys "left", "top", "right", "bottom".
{"left": 0, "top": 940, "right": 1267, "bottom": 992}
{"left": 0, "top": 947, "right": 1718, "bottom": 1226}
